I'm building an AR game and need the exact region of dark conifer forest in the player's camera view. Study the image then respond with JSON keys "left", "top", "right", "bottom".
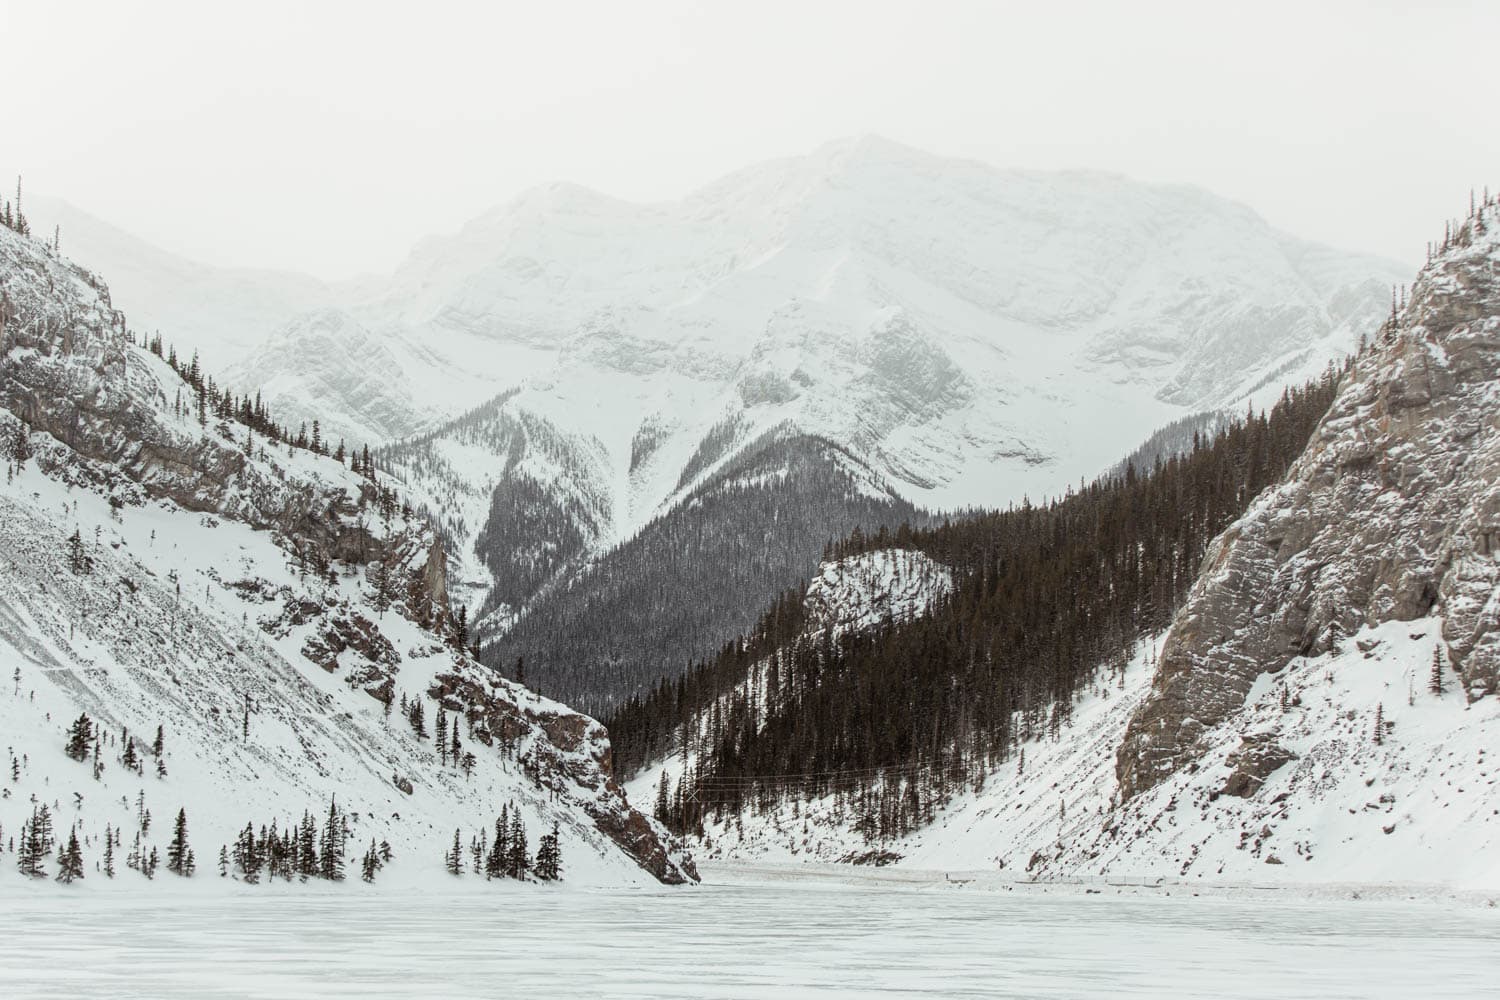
{"left": 605, "top": 369, "right": 1346, "bottom": 837}
{"left": 485, "top": 428, "right": 922, "bottom": 711}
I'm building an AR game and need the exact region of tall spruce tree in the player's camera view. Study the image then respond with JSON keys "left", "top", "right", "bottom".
{"left": 446, "top": 829, "right": 463, "bottom": 876}
{"left": 56, "top": 826, "right": 84, "bottom": 883}
{"left": 534, "top": 824, "right": 562, "bottom": 881}
{"left": 167, "top": 808, "right": 192, "bottom": 876}
{"left": 64, "top": 713, "right": 93, "bottom": 761}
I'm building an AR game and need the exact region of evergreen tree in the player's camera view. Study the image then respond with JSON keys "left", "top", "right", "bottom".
{"left": 320, "top": 798, "right": 345, "bottom": 881}
{"left": 446, "top": 829, "right": 463, "bottom": 876}
{"left": 360, "top": 838, "right": 381, "bottom": 883}
{"left": 1430, "top": 647, "right": 1447, "bottom": 696}
{"left": 655, "top": 774, "right": 670, "bottom": 822}
{"left": 534, "top": 824, "right": 562, "bottom": 881}
{"left": 8, "top": 420, "right": 31, "bottom": 468}
{"left": 64, "top": 713, "right": 93, "bottom": 761}
{"left": 103, "top": 825, "right": 116, "bottom": 878}
{"left": 67, "top": 528, "right": 90, "bottom": 575}
{"left": 56, "top": 826, "right": 84, "bottom": 883}
{"left": 17, "top": 805, "right": 50, "bottom": 878}
{"left": 167, "top": 808, "right": 192, "bottom": 876}
{"left": 507, "top": 814, "right": 529, "bottom": 880}
{"left": 485, "top": 813, "right": 506, "bottom": 879}
{"left": 372, "top": 558, "right": 393, "bottom": 617}
{"left": 236, "top": 822, "right": 262, "bottom": 882}
{"left": 298, "top": 811, "right": 318, "bottom": 878}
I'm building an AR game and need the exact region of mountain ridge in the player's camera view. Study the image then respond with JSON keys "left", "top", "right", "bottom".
{"left": 0, "top": 218, "right": 695, "bottom": 886}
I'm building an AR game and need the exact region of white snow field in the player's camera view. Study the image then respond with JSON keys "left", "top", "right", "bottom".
{"left": 1, "top": 873, "right": 1496, "bottom": 999}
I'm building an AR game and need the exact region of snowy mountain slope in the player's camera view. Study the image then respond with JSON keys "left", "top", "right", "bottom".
{"left": 242, "top": 136, "right": 1404, "bottom": 511}
{"left": 677, "top": 619, "right": 1500, "bottom": 889}
{"left": 625, "top": 546, "right": 954, "bottom": 803}
{"left": 0, "top": 222, "right": 693, "bottom": 886}
{"left": 480, "top": 430, "right": 926, "bottom": 708}
{"left": 635, "top": 198, "right": 1500, "bottom": 890}
{"left": 24, "top": 195, "right": 332, "bottom": 372}
{"left": 1119, "top": 196, "right": 1500, "bottom": 803}
{"left": 0, "top": 451, "right": 685, "bottom": 887}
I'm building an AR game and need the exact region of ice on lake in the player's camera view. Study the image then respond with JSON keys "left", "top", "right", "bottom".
{"left": 2, "top": 874, "right": 1496, "bottom": 998}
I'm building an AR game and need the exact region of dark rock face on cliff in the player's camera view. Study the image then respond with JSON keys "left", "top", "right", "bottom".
{"left": 1119, "top": 205, "right": 1500, "bottom": 800}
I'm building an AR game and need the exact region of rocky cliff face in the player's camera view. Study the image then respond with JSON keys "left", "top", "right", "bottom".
{"left": 1118, "top": 202, "right": 1500, "bottom": 800}
{"left": 0, "top": 226, "right": 402, "bottom": 576}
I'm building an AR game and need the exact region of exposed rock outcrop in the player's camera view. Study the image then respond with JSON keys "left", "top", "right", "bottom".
{"left": 1219, "top": 735, "right": 1297, "bottom": 798}
{"left": 1119, "top": 204, "right": 1500, "bottom": 800}
{"left": 429, "top": 667, "right": 698, "bottom": 884}
{"left": 300, "top": 609, "right": 402, "bottom": 702}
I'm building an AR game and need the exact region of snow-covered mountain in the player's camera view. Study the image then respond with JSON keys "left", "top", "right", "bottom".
{"left": 1118, "top": 195, "right": 1500, "bottom": 799}
{"left": 45, "top": 138, "right": 1409, "bottom": 517}
{"left": 34, "top": 138, "right": 1409, "bottom": 706}
{"left": 381, "top": 140, "right": 1407, "bottom": 700}
{"left": 0, "top": 220, "right": 694, "bottom": 887}
{"left": 296, "top": 137, "right": 1405, "bottom": 505}
{"left": 625, "top": 197, "right": 1500, "bottom": 889}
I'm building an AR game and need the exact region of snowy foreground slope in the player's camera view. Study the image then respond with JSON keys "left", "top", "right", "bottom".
{"left": 656, "top": 615, "right": 1500, "bottom": 889}
{"left": 0, "top": 222, "right": 693, "bottom": 887}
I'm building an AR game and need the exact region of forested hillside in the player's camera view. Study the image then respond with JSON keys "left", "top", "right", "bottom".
{"left": 487, "top": 428, "right": 922, "bottom": 711}
{"left": 606, "top": 370, "right": 1345, "bottom": 837}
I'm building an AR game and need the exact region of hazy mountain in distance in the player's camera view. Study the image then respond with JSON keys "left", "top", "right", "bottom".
{"left": 25, "top": 195, "right": 333, "bottom": 372}
{"left": 29, "top": 138, "right": 1412, "bottom": 705}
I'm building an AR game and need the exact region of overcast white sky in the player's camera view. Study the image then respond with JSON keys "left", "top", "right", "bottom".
{"left": 2, "top": 0, "right": 1494, "bottom": 279}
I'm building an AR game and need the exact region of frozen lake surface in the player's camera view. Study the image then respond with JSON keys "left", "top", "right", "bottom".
{"left": 3, "top": 876, "right": 1497, "bottom": 998}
